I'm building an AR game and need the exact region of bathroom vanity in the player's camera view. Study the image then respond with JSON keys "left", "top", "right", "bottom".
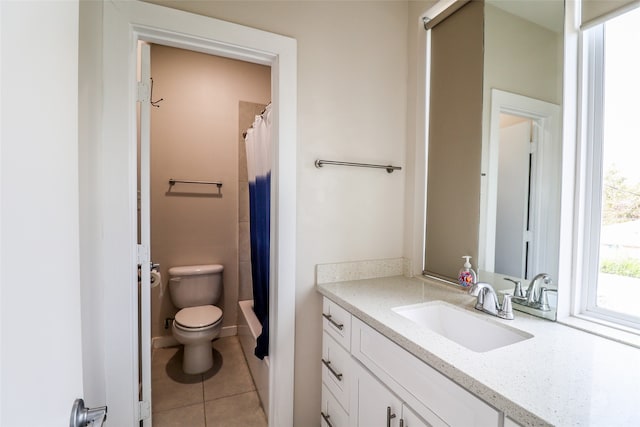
{"left": 317, "top": 276, "right": 640, "bottom": 426}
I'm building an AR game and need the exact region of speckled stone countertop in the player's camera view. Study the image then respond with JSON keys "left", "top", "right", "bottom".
{"left": 317, "top": 276, "right": 640, "bottom": 427}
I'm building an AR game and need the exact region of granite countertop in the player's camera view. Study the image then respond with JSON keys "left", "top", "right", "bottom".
{"left": 317, "top": 275, "right": 640, "bottom": 427}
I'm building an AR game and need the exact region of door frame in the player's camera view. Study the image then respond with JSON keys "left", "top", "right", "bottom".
{"left": 102, "top": 1, "right": 297, "bottom": 425}
{"left": 479, "top": 89, "right": 561, "bottom": 280}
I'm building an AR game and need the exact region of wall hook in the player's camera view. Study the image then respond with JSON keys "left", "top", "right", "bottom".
{"left": 150, "top": 77, "right": 164, "bottom": 108}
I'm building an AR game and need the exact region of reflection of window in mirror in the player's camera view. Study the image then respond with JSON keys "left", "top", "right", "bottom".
{"left": 579, "top": 4, "right": 640, "bottom": 329}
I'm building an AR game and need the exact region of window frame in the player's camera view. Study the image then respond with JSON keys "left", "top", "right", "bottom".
{"left": 575, "top": 15, "right": 640, "bottom": 331}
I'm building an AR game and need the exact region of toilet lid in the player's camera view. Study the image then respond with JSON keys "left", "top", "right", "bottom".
{"left": 175, "top": 305, "right": 222, "bottom": 329}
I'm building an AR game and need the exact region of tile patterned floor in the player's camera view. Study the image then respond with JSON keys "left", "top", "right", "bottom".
{"left": 152, "top": 336, "right": 267, "bottom": 427}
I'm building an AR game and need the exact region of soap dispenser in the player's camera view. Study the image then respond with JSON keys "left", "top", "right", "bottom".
{"left": 458, "top": 256, "right": 477, "bottom": 287}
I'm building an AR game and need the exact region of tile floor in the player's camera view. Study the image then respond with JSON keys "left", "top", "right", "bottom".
{"left": 151, "top": 336, "right": 267, "bottom": 427}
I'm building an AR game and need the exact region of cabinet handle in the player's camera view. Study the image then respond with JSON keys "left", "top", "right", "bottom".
{"left": 321, "top": 358, "right": 343, "bottom": 381}
{"left": 322, "top": 313, "right": 344, "bottom": 330}
{"left": 387, "top": 406, "right": 397, "bottom": 427}
{"left": 321, "top": 411, "right": 334, "bottom": 427}
{"left": 399, "top": 419, "right": 404, "bottom": 427}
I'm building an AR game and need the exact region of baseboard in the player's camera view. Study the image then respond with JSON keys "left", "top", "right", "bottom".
{"left": 152, "top": 325, "right": 238, "bottom": 349}
{"left": 152, "top": 335, "right": 178, "bottom": 349}
{"left": 220, "top": 325, "right": 238, "bottom": 338}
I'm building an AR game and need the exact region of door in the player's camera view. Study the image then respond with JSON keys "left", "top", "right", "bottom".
{"left": 138, "top": 41, "right": 153, "bottom": 426}
{"left": 0, "top": 0, "right": 106, "bottom": 424}
{"left": 495, "top": 119, "right": 532, "bottom": 278}
{"left": 352, "top": 363, "right": 402, "bottom": 427}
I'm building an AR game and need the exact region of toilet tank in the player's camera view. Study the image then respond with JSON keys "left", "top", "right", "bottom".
{"left": 168, "top": 264, "right": 223, "bottom": 309}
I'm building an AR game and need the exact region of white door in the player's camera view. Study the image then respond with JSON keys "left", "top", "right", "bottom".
{"left": 352, "top": 363, "right": 402, "bottom": 427}
{"left": 495, "top": 120, "right": 532, "bottom": 278}
{"left": 138, "top": 42, "right": 153, "bottom": 426}
{"left": 0, "top": 1, "right": 106, "bottom": 425}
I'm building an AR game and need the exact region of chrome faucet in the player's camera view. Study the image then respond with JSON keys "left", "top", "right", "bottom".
{"left": 468, "top": 282, "right": 514, "bottom": 320}
{"left": 525, "top": 273, "right": 552, "bottom": 305}
{"left": 506, "top": 273, "right": 556, "bottom": 311}
{"left": 503, "top": 277, "right": 524, "bottom": 299}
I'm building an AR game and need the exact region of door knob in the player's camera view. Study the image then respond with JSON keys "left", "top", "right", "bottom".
{"left": 69, "top": 398, "right": 107, "bottom": 427}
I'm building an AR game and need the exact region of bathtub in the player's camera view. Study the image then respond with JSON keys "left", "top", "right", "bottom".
{"left": 238, "top": 300, "right": 269, "bottom": 418}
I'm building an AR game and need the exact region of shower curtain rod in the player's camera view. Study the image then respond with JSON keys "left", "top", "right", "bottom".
{"left": 314, "top": 159, "right": 402, "bottom": 174}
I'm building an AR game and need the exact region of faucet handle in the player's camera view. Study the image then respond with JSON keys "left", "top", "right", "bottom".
{"left": 537, "top": 287, "right": 557, "bottom": 311}
{"left": 499, "top": 294, "right": 514, "bottom": 320}
{"left": 504, "top": 277, "right": 524, "bottom": 298}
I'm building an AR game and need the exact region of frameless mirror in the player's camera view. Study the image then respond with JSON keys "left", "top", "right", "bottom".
{"left": 424, "top": 0, "right": 564, "bottom": 320}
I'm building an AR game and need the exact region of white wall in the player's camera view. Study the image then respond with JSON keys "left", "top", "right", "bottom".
{"left": 0, "top": 1, "right": 84, "bottom": 425}
{"left": 145, "top": 1, "right": 411, "bottom": 423}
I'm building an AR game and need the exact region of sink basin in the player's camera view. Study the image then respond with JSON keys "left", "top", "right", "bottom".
{"left": 392, "top": 301, "right": 533, "bottom": 352}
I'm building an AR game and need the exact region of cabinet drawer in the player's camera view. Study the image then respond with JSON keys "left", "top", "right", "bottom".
{"left": 322, "top": 298, "right": 352, "bottom": 350}
{"left": 321, "top": 384, "right": 349, "bottom": 427}
{"left": 351, "top": 317, "right": 500, "bottom": 427}
{"left": 322, "top": 331, "right": 351, "bottom": 412}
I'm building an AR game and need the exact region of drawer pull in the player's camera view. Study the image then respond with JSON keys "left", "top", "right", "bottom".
{"left": 322, "top": 313, "right": 344, "bottom": 330}
{"left": 321, "top": 411, "right": 334, "bottom": 427}
{"left": 400, "top": 419, "right": 404, "bottom": 427}
{"left": 387, "top": 406, "right": 397, "bottom": 427}
{"left": 321, "top": 358, "right": 343, "bottom": 381}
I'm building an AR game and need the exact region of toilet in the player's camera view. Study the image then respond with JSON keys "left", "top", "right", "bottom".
{"left": 168, "top": 264, "right": 224, "bottom": 374}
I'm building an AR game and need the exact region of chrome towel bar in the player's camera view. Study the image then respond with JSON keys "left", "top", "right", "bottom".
{"left": 314, "top": 159, "right": 401, "bottom": 174}
{"left": 168, "top": 178, "right": 222, "bottom": 188}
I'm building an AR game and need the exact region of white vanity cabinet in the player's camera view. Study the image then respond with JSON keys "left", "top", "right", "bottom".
{"left": 321, "top": 297, "right": 502, "bottom": 427}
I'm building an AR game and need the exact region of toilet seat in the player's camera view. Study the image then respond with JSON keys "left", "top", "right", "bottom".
{"left": 175, "top": 305, "right": 222, "bottom": 330}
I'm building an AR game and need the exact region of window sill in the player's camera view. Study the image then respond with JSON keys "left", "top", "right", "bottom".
{"left": 558, "top": 314, "right": 640, "bottom": 349}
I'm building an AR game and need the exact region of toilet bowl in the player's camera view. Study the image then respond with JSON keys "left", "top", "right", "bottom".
{"left": 168, "top": 264, "right": 224, "bottom": 374}
{"left": 172, "top": 305, "right": 223, "bottom": 374}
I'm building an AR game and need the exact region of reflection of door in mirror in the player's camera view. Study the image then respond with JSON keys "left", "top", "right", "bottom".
{"left": 495, "top": 115, "right": 533, "bottom": 279}
{"left": 480, "top": 89, "right": 561, "bottom": 292}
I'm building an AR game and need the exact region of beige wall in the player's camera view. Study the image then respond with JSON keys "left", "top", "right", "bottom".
{"left": 145, "top": 1, "right": 412, "bottom": 424}
{"left": 149, "top": 45, "right": 270, "bottom": 339}
{"left": 484, "top": 3, "right": 563, "bottom": 107}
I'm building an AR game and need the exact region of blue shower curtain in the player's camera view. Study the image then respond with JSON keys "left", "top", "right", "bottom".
{"left": 244, "top": 104, "right": 271, "bottom": 360}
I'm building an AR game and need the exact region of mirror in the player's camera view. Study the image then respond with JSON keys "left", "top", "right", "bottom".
{"left": 424, "top": 0, "right": 564, "bottom": 319}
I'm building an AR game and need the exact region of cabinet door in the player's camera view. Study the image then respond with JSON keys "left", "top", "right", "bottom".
{"left": 351, "top": 362, "right": 402, "bottom": 427}
{"left": 402, "top": 403, "right": 433, "bottom": 427}
{"left": 322, "top": 332, "right": 351, "bottom": 412}
{"left": 321, "top": 385, "right": 349, "bottom": 427}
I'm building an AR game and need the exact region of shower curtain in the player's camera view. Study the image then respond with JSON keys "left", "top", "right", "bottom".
{"left": 244, "top": 104, "right": 271, "bottom": 360}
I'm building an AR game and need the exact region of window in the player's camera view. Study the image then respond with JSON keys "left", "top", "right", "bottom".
{"left": 580, "top": 5, "right": 640, "bottom": 329}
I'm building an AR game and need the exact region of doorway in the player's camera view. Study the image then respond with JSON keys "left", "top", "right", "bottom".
{"left": 479, "top": 89, "right": 561, "bottom": 283}
{"left": 139, "top": 43, "right": 271, "bottom": 424}
{"left": 101, "top": 2, "right": 297, "bottom": 424}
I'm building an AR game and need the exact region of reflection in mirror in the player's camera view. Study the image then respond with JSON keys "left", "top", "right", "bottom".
{"left": 479, "top": 90, "right": 561, "bottom": 321}
{"left": 422, "top": 0, "right": 564, "bottom": 320}
{"left": 479, "top": 1, "right": 564, "bottom": 320}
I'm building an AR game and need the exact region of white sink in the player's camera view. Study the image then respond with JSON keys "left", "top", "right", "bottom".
{"left": 392, "top": 301, "right": 533, "bottom": 352}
